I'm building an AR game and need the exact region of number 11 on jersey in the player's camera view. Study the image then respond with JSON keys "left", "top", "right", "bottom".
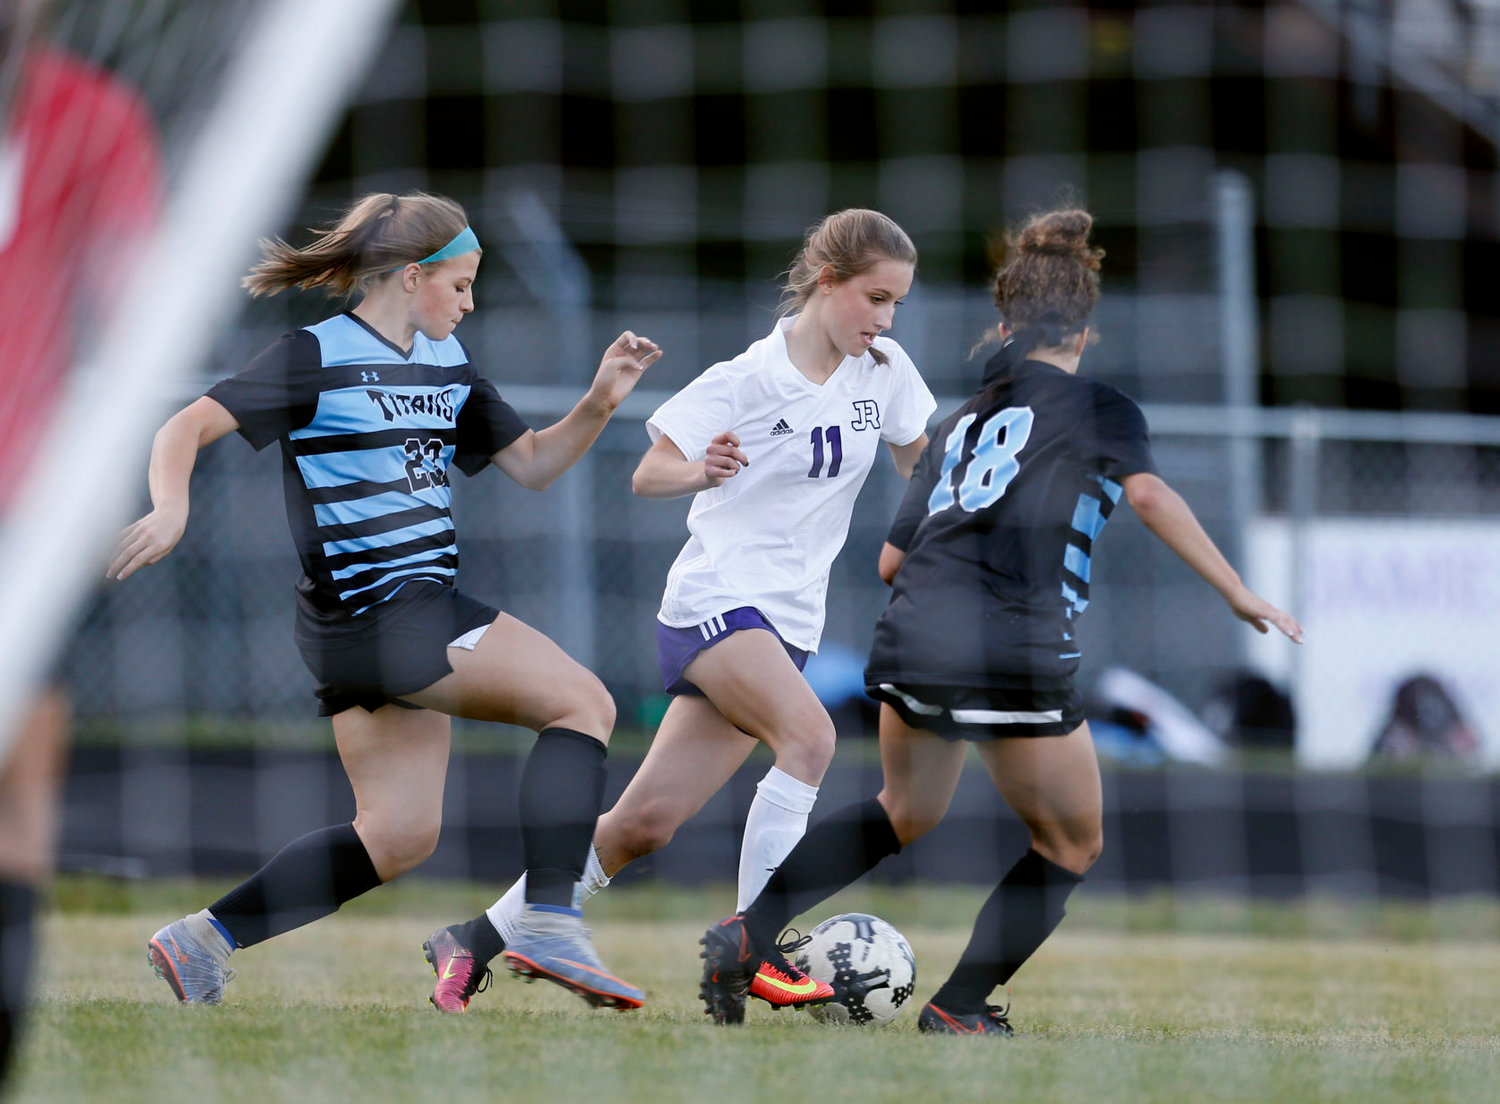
{"left": 926, "top": 406, "right": 1035, "bottom": 514}
{"left": 808, "top": 425, "right": 843, "bottom": 478}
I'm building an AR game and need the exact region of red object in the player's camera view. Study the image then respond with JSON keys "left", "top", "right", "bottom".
{"left": 0, "top": 45, "right": 161, "bottom": 502}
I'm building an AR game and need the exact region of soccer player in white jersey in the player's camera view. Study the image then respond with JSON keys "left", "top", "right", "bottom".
{"left": 701, "top": 207, "right": 1302, "bottom": 1031}
{"left": 426, "top": 209, "right": 936, "bottom": 1014}
{"left": 109, "top": 192, "right": 659, "bottom": 1011}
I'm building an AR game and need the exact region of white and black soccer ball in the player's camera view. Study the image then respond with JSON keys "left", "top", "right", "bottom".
{"left": 794, "top": 912, "right": 916, "bottom": 1026}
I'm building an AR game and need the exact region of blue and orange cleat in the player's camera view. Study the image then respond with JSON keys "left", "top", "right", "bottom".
{"left": 424, "top": 925, "right": 493, "bottom": 1014}
{"left": 147, "top": 911, "right": 235, "bottom": 1005}
{"left": 501, "top": 905, "right": 644, "bottom": 1010}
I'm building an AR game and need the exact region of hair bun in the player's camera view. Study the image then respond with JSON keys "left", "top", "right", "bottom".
{"left": 987, "top": 205, "right": 1104, "bottom": 340}
{"left": 1017, "top": 210, "right": 1097, "bottom": 264}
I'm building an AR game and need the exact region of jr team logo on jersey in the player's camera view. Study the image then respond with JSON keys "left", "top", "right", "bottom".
{"left": 851, "top": 398, "right": 881, "bottom": 430}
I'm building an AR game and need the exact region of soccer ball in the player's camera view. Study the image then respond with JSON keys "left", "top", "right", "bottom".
{"left": 793, "top": 912, "right": 916, "bottom": 1025}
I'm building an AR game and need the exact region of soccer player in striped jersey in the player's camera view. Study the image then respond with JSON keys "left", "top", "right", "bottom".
{"left": 109, "top": 192, "right": 660, "bottom": 1010}
{"left": 700, "top": 206, "right": 1303, "bottom": 1030}
{"left": 425, "top": 209, "right": 935, "bottom": 1016}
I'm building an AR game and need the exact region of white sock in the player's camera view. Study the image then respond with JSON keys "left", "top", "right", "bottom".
{"left": 486, "top": 843, "right": 610, "bottom": 941}
{"left": 189, "top": 909, "right": 233, "bottom": 962}
{"left": 736, "top": 766, "right": 819, "bottom": 912}
{"left": 581, "top": 842, "right": 611, "bottom": 897}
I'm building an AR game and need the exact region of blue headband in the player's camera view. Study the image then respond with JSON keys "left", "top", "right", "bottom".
{"left": 389, "top": 226, "right": 480, "bottom": 271}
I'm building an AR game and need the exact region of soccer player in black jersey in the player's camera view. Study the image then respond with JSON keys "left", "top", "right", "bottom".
{"left": 108, "top": 192, "right": 661, "bottom": 1011}
{"left": 700, "top": 206, "right": 1302, "bottom": 1032}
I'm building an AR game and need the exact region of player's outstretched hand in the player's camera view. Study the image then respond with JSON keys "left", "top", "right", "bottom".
{"left": 590, "top": 330, "right": 662, "bottom": 409}
{"left": 107, "top": 507, "right": 187, "bottom": 581}
{"left": 1226, "top": 586, "right": 1304, "bottom": 643}
{"left": 704, "top": 430, "right": 749, "bottom": 487}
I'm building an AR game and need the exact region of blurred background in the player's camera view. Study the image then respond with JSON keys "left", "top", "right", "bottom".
{"left": 18, "top": 0, "right": 1500, "bottom": 899}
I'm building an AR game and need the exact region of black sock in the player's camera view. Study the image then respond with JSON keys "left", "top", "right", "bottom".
{"left": 451, "top": 914, "right": 506, "bottom": 966}
{"left": 0, "top": 881, "right": 38, "bottom": 1086}
{"left": 742, "top": 797, "right": 902, "bottom": 951}
{"left": 519, "top": 727, "right": 606, "bottom": 907}
{"left": 930, "top": 847, "right": 1084, "bottom": 1012}
{"left": 208, "top": 823, "right": 382, "bottom": 948}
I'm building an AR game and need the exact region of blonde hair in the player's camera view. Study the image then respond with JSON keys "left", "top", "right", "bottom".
{"left": 243, "top": 192, "right": 472, "bottom": 299}
{"left": 990, "top": 208, "right": 1104, "bottom": 343}
{"left": 778, "top": 209, "right": 917, "bottom": 366}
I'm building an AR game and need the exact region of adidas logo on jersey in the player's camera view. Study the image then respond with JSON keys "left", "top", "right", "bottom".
{"left": 770, "top": 418, "right": 794, "bottom": 436}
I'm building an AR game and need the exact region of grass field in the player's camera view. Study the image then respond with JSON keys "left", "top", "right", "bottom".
{"left": 9, "top": 877, "right": 1500, "bottom": 1104}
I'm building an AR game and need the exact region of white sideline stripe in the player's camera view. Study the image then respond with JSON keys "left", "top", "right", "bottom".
{"left": 878, "top": 684, "right": 1062, "bottom": 726}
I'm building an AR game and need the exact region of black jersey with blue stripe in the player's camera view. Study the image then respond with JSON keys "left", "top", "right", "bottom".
{"left": 208, "top": 312, "right": 528, "bottom": 619}
{"left": 867, "top": 354, "right": 1157, "bottom": 689}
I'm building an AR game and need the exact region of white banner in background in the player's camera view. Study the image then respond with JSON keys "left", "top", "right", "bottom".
{"left": 1245, "top": 517, "right": 1500, "bottom": 769}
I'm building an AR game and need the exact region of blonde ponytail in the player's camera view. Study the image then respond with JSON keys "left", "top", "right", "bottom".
{"left": 243, "top": 192, "right": 472, "bottom": 299}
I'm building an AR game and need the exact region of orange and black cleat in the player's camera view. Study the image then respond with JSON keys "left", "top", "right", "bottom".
{"left": 916, "top": 999, "right": 1015, "bottom": 1037}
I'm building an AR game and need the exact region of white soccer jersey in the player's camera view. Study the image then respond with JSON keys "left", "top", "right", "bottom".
{"left": 647, "top": 315, "right": 936, "bottom": 652}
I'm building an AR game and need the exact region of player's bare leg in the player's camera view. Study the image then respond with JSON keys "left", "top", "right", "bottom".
{"left": 335, "top": 706, "right": 452, "bottom": 881}
{"left": 594, "top": 694, "right": 756, "bottom": 873}
{"left": 974, "top": 722, "right": 1102, "bottom": 875}
{"left": 872, "top": 706, "right": 969, "bottom": 847}
{"left": 683, "top": 629, "right": 834, "bottom": 786}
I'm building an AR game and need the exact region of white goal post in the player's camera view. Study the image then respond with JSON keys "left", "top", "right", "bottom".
{"left": 0, "top": 0, "right": 404, "bottom": 764}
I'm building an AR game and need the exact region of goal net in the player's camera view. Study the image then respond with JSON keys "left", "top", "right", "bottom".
{"left": 0, "top": 0, "right": 402, "bottom": 768}
{"left": 15, "top": 2, "right": 1500, "bottom": 910}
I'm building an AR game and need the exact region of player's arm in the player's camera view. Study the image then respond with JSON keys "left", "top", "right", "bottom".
{"left": 877, "top": 543, "right": 906, "bottom": 585}
{"left": 108, "top": 396, "right": 240, "bottom": 580}
{"left": 491, "top": 331, "right": 661, "bottom": 490}
{"left": 877, "top": 428, "right": 943, "bottom": 585}
{"left": 632, "top": 430, "right": 749, "bottom": 499}
{"left": 1121, "top": 471, "right": 1303, "bottom": 642}
{"left": 885, "top": 432, "right": 929, "bottom": 480}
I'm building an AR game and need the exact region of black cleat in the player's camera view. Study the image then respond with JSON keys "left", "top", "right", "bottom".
{"left": 698, "top": 914, "right": 759, "bottom": 1025}
{"left": 917, "top": 999, "right": 1015, "bottom": 1037}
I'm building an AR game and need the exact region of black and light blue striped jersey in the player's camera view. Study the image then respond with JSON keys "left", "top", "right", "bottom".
{"left": 866, "top": 353, "right": 1156, "bottom": 689}
{"left": 208, "top": 311, "right": 528, "bottom": 619}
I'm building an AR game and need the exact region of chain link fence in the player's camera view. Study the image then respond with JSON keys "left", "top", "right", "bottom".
{"left": 62, "top": 286, "right": 1500, "bottom": 771}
